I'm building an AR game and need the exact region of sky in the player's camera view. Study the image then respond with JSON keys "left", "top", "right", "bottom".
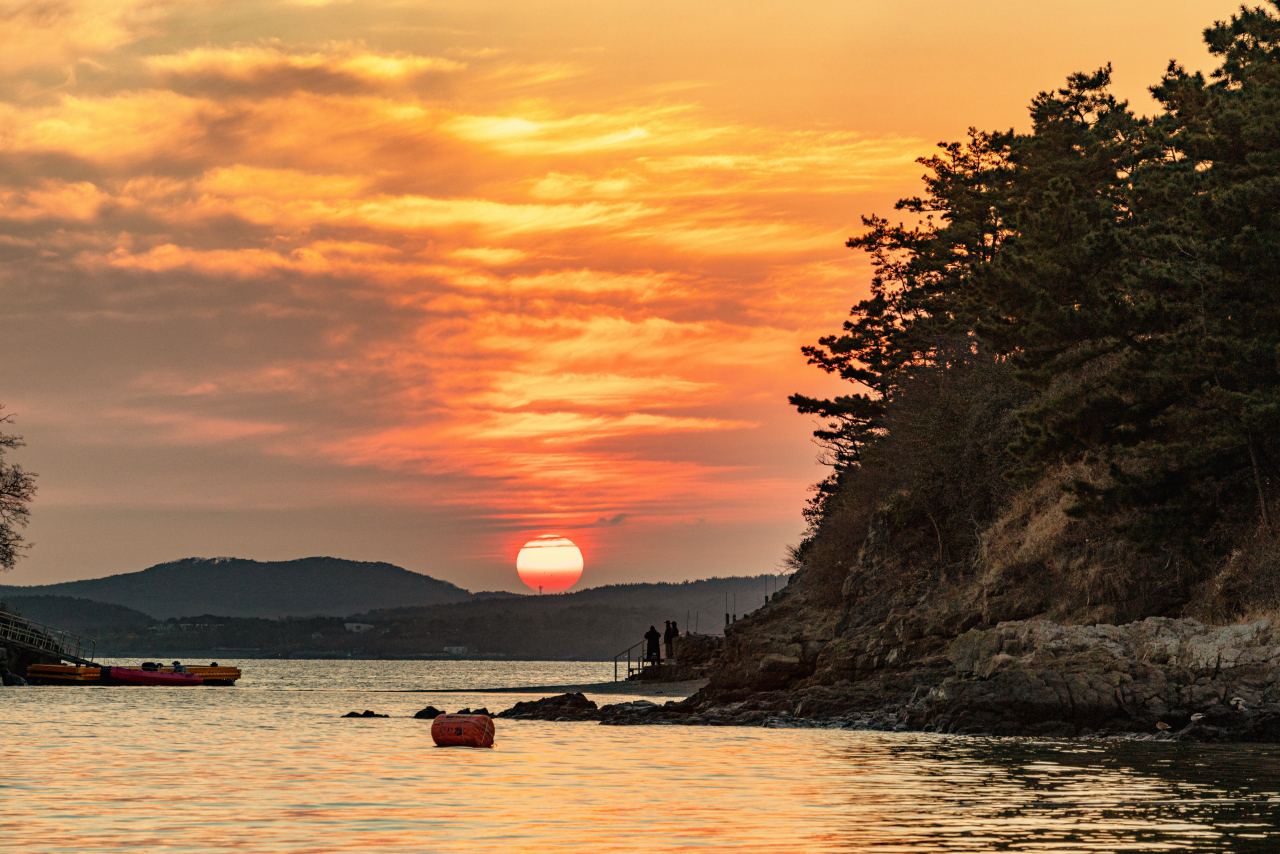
{"left": 0, "top": 0, "right": 1246, "bottom": 592}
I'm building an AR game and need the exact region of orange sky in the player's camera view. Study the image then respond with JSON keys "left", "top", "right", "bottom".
{"left": 0, "top": 0, "right": 1244, "bottom": 590}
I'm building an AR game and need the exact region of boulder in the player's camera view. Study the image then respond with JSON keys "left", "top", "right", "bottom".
{"left": 759, "top": 653, "right": 802, "bottom": 673}
{"left": 497, "top": 693, "right": 598, "bottom": 720}
{"left": 674, "top": 633, "right": 724, "bottom": 666}
{"left": 909, "top": 616, "right": 1280, "bottom": 738}
{"left": 413, "top": 706, "right": 445, "bottom": 719}
{"left": 948, "top": 628, "right": 1003, "bottom": 676}
{"left": 342, "top": 710, "right": 388, "bottom": 718}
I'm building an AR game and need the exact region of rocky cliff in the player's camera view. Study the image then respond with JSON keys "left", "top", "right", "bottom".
{"left": 593, "top": 551, "right": 1280, "bottom": 739}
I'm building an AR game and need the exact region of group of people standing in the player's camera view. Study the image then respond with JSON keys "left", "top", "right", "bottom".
{"left": 644, "top": 620, "right": 680, "bottom": 664}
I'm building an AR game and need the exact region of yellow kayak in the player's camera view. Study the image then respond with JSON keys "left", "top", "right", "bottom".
{"left": 25, "top": 664, "right": 100, "bottom": 683}
{"left": 25, "top": 663, "right": 242, "bottom": 686}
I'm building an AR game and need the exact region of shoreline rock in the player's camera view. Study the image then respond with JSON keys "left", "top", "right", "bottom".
{"left": 494, "top": 617, "right": 1280, "bottom": 741}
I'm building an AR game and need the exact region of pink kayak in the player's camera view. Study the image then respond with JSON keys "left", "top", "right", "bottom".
{"left": 103, "top": 667, "right": 203, "bottom": 686}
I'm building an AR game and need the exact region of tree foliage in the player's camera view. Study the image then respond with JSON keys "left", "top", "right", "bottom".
{"left": 0, "top": 407, "right": 37, "bottom": 572}
{"left": 795, "top": 3, "right": 1280, "bottom": 560}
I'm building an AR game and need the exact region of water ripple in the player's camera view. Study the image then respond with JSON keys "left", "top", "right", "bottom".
{"left": 2, "top": 660, "right": 1279, "bottom": 852}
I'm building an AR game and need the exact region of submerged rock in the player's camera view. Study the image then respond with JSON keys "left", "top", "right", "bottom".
{"left": 342, "top": 710, "right": 389, "bottom": 718}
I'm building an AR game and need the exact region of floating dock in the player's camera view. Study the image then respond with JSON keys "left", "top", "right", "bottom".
{"left": 26, "top": 663, "right": 242, "bottom": 686}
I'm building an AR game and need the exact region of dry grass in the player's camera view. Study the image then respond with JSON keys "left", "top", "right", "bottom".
{"left": 789, "top": 346, "right": 1280, "bottom": 633}
{"left": 1188, "top": 526, "right": 1280, "bottom": 624}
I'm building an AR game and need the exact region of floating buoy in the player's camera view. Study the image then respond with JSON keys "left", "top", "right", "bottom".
{"left": 431, "top": 714, "right": 495, "bottom": 748}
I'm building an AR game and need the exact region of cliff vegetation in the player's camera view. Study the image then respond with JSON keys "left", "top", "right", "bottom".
{"left": 712, "top": 5, "right": 1280, "bottom": 705}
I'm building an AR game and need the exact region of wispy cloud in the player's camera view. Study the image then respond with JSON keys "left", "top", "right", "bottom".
{"left": 0, "top": 2, "right": 925, "bottom": 567}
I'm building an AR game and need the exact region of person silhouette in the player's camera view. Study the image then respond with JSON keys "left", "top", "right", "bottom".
{"left": 644, "top": 625, "right": 661, "bottom": 665}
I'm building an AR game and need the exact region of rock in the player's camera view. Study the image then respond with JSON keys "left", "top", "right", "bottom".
{"left": 456, "top": 707, "right": 490, "bottom": 716}
{"left": 610, "top": 699, "right": 657, "bottom": 710}
{"left": 903, "top": 616, "right": 1280, "bottom": 738}
{"left": 2, "top": 674, "right": 27, "bottom": 686}
{"left": 597, "top": 698, "right": 669, "bottom": 725}
{"left": 342, "top": 710, "right": 389, "bottom": 718}
{"left": 674, "top": 633, "right": 724, "bottom": 666}
{"left": 497, "top": 693, "right": 599, "bottom": 721}
{"left": 759, "top": 654, "right": 802, "bottom": 673}
{"left": 413, "top": 706, "right": 445, "bottom": 719}
{"left": 948, "top": 629, "right": 1003, "bottom": 676}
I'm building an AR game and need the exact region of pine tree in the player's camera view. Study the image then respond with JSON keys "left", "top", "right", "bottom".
{"left": 789, "top": 132, "right": 1012, "bottom": 479}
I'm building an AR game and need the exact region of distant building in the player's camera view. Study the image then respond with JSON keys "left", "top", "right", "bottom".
{"left": 344, "top": 622, "right": 375, "bottom": 633}
{"left": 443, "top": 646, "right": 468, "bottom": 655}
{"left": 147, "top": 622, "right": 223, "bottom": 632}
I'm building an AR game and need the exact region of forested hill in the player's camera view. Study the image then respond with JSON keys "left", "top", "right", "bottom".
{"left": 0, "top": 574, "right": 782, "bottom": 659}
{"left": 779, "top": 7, "right": 1280, "bottom": 630}
{"left": 0, "top": 557, "right": 473, "bottom": 619}
{"left": 696, "top": 5, "right": 1280, "bottom": 709}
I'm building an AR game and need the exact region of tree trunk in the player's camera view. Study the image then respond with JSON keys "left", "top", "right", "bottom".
{"left": 1248, "top": 432, "right": 1271, "bottom": 530}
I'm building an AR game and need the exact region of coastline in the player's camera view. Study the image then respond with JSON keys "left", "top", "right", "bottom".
{"left": 404, "top": 678, "right": 708, "bottom": 696}
{"left": 489, "top": 618, "right": 1280, "bottom": 742}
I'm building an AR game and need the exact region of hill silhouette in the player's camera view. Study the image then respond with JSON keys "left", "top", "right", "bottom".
{"left": 0, "top": 557, "right": 473, "bottom": 619}
{"left": 0, "top": 595, "right": 153, "bottom": 635}
{"left": 0, "top": 572, "right": 785, "bottom": 659}
{"left": 345, "top": 574, "right": 784, "bottom": 658}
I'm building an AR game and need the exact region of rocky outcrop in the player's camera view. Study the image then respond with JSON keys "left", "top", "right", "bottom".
{"left": 904, "top": 617, "right": 1280, "bottom": 739}
{"left": 505, "top": 617, "right": 1280, "bottom": 740}
{"left": 496, "top": 694, "right": 680, "bottom": 723}
{"left": 626, "top": 633, "right": 724, "bottom": 682}
{"left": 498, "top": 693, "right": 597, "bottom": 719}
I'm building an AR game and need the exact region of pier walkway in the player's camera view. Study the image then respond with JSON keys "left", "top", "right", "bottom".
{"left": 0, "top": 609, "right": 97, "bottom": 666}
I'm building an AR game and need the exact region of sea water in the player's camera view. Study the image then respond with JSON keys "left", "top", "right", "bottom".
{"left": 3, "top": 659, "right": 1280, "bottom": 852}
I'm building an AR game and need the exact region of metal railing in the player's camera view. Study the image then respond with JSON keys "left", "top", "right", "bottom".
{"left": 613, "top": 639, "right": 665, "bottom": 681}
{"left": 0, "top": 609, "right": 97, "bottom": 665}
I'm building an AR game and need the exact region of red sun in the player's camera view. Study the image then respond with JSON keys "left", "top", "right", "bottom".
{"left": 516, "top": 535, "right": 584, "bottom": 593}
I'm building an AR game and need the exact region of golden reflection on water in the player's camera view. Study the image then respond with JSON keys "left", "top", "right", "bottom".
{"left": 2, "top": 661, "right": 1279, "bottom": 852}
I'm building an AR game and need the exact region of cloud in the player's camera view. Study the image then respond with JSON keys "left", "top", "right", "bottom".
{"left": 449, "top": 247, "right": 527, "bottom": 265}
{"left": 0, "top": 180, "right": 112, "bottom": 221}
{"left": 0, "top": 0, "right": 168, "bottom": 74}
{"left": 442, "top": 105, "right": 720, "bottom": 156}
{"left": 0, "top": 18, "right": 925, "bottom": 541}
{"left": 104, "top": 408, "right": 288, "bottom": 445}
{"left": 147, "top": 44, "right": 464, "bottom": 95}
{"left": 473, "top": 372, "right": 718, "bottom": 410}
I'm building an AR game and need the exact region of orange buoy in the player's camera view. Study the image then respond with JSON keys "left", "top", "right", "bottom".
{"left": 431, "top": 714, "right": 495, "bottom": 748}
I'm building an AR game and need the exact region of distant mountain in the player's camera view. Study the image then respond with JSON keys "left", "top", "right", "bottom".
{"left": 0, "top": 557, "right": 473, "bottom": 619}
{"left": 3, "top": 573, "right": 787, "bottom": 659}
{"left": 341, "top": 574, "right": 785, "bottom": 659}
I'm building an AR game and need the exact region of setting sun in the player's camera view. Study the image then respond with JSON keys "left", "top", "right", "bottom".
{"left": 515, "top": 535, "right": 584, "bottom": 593}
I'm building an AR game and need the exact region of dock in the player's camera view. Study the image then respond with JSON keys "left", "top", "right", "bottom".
{"left": 2, "top": 606, "right": 240, "bottom": 685}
